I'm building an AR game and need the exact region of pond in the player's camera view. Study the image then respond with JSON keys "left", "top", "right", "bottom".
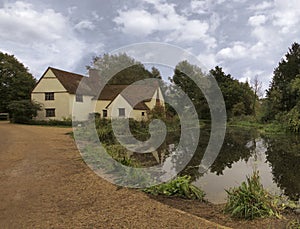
{"left": 130, "top": 127, "right": 300, "bottom": 204}
{"left": 192, "top": 128, "right": 300, "bottom": 204}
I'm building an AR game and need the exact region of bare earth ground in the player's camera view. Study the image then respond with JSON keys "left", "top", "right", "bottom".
{"left": 0, "top": 122, "right": 298, "bottom": 228}
{"left": 0, "top": 122, "right": 227, "bottom": 228}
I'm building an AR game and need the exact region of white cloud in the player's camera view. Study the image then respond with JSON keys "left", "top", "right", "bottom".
{"left": 197, "top": 53, "right": 218, "bottom": 70}
{"left": 67, "top": 6, "right": 77, "bottom": 15}
{"left": 189, "top": 0, "right": 225, "bottom": 15}
{"left": 209, "top": 12, "right": 221, "bottom": 33}
{"left": 114, "top": 0, "right": 216, "bottom": 48}
{"left": 190, "top": 0, "right": 207, "bottom": 14}
{"left": 272, "top": 0, "right": 300, "bottom": 34}
{"left": 0, "top": 1, "right": 92, "bottom": 77}
{"left": 248, "top": 15, "right": 267, "bottom": 27}
{"left": 75, "top": 20, "right": 95, "bottom": 31}
{"left": 240, "top": 69, "right": 264, "bottom": 83}
{"left": 114, "top": 10, "right": 158, "bottom": 36}
{"left": 248, "top": 1, "right": 274, "bottom": 11}
{"left": 217, "top": 42, "right": 248, "bottom": 59}
{"left": 92, "top": 11, "right": 102, "bottom": 21}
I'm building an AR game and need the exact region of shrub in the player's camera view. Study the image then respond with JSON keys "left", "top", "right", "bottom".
{"left": 7, "top": 100, "right": 41, "bottom": 123}
{"left": 143, "top": 175, "right": 205, "bottom": 200}
{"left": 27, "top": 119, "right": 72, "bottom": 127}
{"left": 285, "top": 104, "right": 300, "bottom": 133}
{"left": 104, "top": 144, "right": 137, "bottom": 167}
{"left": 232, "top": 102, "right": 246, "bottom": 116}
{"left": 224, "top": 171, "right": 281, "bottom": 219}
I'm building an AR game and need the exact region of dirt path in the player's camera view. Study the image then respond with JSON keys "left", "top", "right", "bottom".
{"left": 0, "top": 122, "right": 228, "bottom": 228}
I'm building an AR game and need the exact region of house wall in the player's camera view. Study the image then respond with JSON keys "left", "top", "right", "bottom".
{"left": 70, "top": 94, "right": 96, "bottom": 121}
{"left": 110, "top": 96, "right": 148, "bottom": 121}
{"left": 32, "top": 92, "right": 71, "bottom": 120}
{"left": 130, "top": 110, "right": 147, "bottom": 121}
{"left": 31, "top": 70, "right": 71, "bottom": 120}
{"left": 95, "top": 100, "right": 111, "bottom": 118}
{"left": 109, "top": 95, "right": 133, "bottom": 119}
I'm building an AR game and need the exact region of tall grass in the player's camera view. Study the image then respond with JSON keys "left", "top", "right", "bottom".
{"left": 224, "top": 171, "right": 281, "bottom": 219}
{"left": 143, "top": 175, "right": 205, "bottom": 200}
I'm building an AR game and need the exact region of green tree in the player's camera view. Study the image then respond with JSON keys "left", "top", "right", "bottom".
{"left": 170, "top": 60, "right": 210, "bottom": 119}
{"left": 210, "top": 66, "right": 254, "bottom": 117}
{"left": 265, "top": 42, "right": 300, "bottom": 120}
{"left": 8, "top": 100, "right": 41, "bottom": 123}
{"left": 87, "top": 53, "right": 157, "bottom": 85}
{"left": 0, "top": 52, "right": 36, "bottom": 113}
{"left": 151, "top": 66, "right": 162, "bottom": 79}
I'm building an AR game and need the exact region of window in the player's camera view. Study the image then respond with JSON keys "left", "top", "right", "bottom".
{"left": 118, "top": 108, "right": 125, "bottom": 117}
{"left": 45, "top": 109, "right": 55, "bottom": 117}
{"left": 45, "top": 92, "right": 54, "bottom": 100}
{"left": 141, "top": 112, "right": 145, "bottom": 116}
{"left": 76, "top": 94, "right": 83, "bottom": 102}
{"left": 103, "top": 110, "right": 107, "bottom": 118}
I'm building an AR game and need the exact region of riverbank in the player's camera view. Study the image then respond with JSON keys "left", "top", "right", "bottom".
{"left": 1, "top": 122, "right": 298, "bottom": 228}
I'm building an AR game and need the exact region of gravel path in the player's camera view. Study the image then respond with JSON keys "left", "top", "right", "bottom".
{"left": 0, "top": 122, "right": 228, "bottom": 228}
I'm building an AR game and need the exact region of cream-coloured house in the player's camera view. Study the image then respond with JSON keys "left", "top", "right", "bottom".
{"left": 31, "top": 67, "right": 164, "bottom": 121}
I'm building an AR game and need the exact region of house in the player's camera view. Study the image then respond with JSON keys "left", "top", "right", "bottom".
{"left": 31, "top": 67, "right": 164, "bottom": 121}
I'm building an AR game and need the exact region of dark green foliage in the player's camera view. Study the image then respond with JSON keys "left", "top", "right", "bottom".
{"left": 232, "top": 102, "right": 246, "bottom": 116}
{"left": 0, "top": 52, "right": 36, "bottom": 113}
{"left": 104, "top": 144, "right": 137, "bottom": 167}
{"left": 171, "top": 61, "right": 210, "bottom": 119}
{"left": 171, "top": 62, "right": 255, "bottom": 119}
{"left": 151, "top": 66, "right": 162, "bottom": 79}
{"left": 7, "top": 100, "right": 41, "bottom": 123}
{"left": 224, "top": 171, "right": 280, "bottom": 219}
{"left": 87, "top": 53, "right": 159, "bottom": 85}
{"left": 143, "top": 175, "right": 205, "bottom": 200}
{"left": 95, "top": 118, "right": 116, "bottom": 144}
{"left": 147, "top": 104, "right": 166, "bottom": 120}
{"left": 28, "top": 119, "right": 72, "bottom": 127}
{"left": 264, "top": 43, "right": 300, "bottom": 122}
{"left": 94, "top": 115, "right": 181, "bottom": 145}
{"left": 210, "top": 66, "right": 255, "bottom": 117}
{"left": 264, "top": 135, "right": 300, "bottom": 201}
{"left": 285, "top": 104, "right": 300, "bottom": 132}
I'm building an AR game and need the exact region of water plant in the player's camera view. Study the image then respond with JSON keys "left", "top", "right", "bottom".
{"left": 143, "top": 175, "right": 205, "bottom": 200}
{"left": 224, "top": 171, "right": 281, "bottom": 219}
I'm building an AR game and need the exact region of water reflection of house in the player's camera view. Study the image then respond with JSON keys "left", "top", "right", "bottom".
{"left": 31, "top": 67, "right": 164, "bottom": 121}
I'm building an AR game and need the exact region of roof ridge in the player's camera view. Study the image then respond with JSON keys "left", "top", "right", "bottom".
{"left": 49, "top": 67, "right": 87, "bottom": 78}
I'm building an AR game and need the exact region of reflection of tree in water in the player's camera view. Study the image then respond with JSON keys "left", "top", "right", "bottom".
{"left": 264, "top": 135, "right": 300, "bottom": 201}
{"left": 180, "top": 127, "right": 258, "bottom": 181}
{"left": 160, "top": 126, "right": 299, "bottom": 201}
{"left": 210, "top": 128, "right": 259, "bottom": 175}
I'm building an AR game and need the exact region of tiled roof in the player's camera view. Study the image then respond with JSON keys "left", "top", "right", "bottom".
{"left": 102, "top": 84, "right": 158, "bottom": 111}
{"left": 49, "top": 67, "right": 86, "bottom": 94}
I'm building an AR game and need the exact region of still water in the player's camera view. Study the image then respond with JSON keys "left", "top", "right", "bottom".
{"left": 188, "top": 128, "right": 299, "bottom": 204}
{"left": 132, "top": 127, "right": 300, "bottom": 204}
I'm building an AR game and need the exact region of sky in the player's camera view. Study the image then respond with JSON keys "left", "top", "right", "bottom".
{"left": 0, "top": 0, "right": 299, "bottom": 92}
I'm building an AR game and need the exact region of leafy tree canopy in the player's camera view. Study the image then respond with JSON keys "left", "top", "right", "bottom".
{"left": 8, "top": 100, "right": 41, "bottom": 123}
{"left": 210, "top": 66, "right": 254, "bottom": 117}
{"left": 87, "top": 53, "right": 160, "bottom": 85}
{"left": 0, "top": 52, "right": 36, "bottom": 112}
{"left": 170, "top": 60, "right": 210, "bottom": 119}
{"left": 265, "top": 42, "right": 300, "bottom": 120}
